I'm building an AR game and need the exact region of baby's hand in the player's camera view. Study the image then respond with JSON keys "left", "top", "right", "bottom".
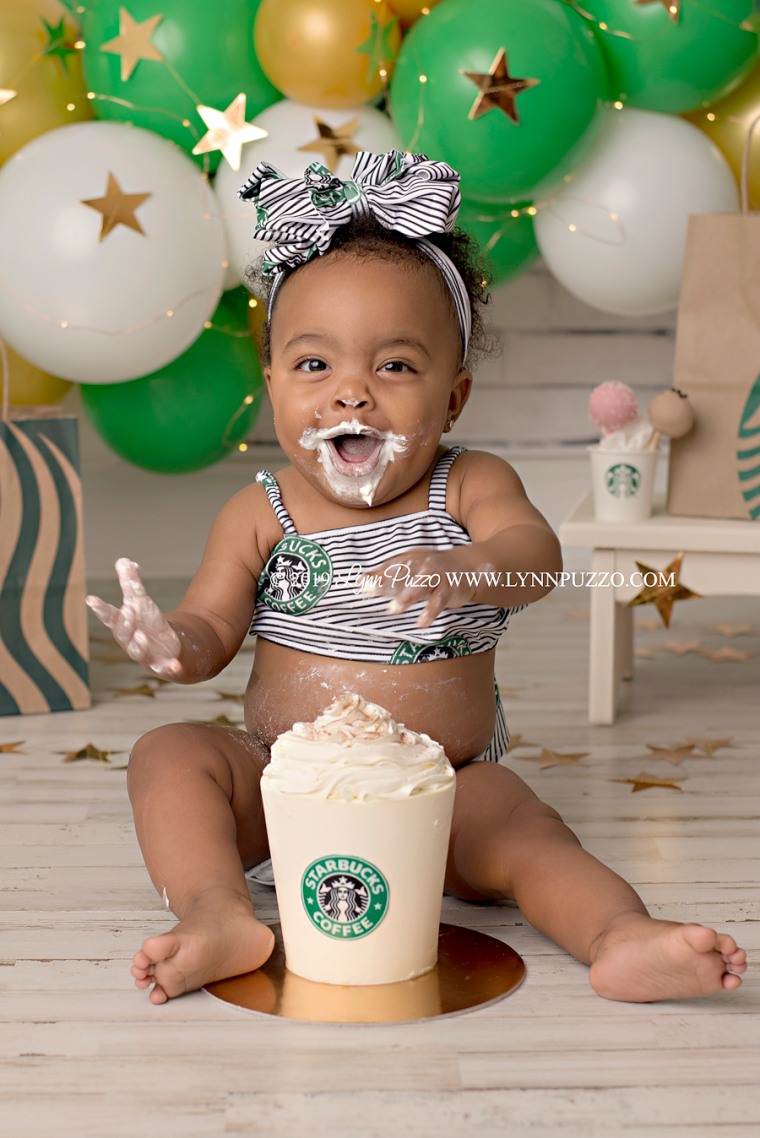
{"left": 86, "top": 558, "right": 183, "bottom": 679}
{"left": 358, "top": 549, "right": 496, "bottom": 629}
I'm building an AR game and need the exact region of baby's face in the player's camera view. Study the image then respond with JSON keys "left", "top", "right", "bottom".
{"left": 266, "top": 254, "right": 471, "bottom": 507}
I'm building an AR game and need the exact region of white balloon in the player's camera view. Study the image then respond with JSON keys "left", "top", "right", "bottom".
{"left": 214, "top": 100, "right": 401, "bottom": 289}
{"left": 0, "top": 122, "right": 226, "bottom": 382}
{"left": 534, "top": 108, "right": 739, "bottom": 317}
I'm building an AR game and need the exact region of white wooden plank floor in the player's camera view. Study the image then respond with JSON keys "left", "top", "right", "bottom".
{"left": 2, "top": 582, "right": 759, "bottom": 1138}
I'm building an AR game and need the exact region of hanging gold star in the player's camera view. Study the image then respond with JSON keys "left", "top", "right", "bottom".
{"left": 513, "top": 747, "right": 589, "bottom": 770}
{"left": 191, "top": 93, "right": 267, "bottom": 171}
{"left": 636, "top": 0, "right": 681, "bottom": 24}
{"left": 642, "top": 742, "right": 697, "bottom": 766}
{"left": 356, "top": 11, "right": 400, "bottom": 79}
{"left": 461, "top": 48, "right": 540, "bottom": 124}
{"left": 80, "top": 172, "right": 151, "bottom": 241}
{"left": 626, "top": 552, "right": 701, "bottom": 629}
{"left": 100, "top": 8, "right": 164, "bottom": 82}
{"left": 0, "top": 90, "right": 17, "bottom": 107}
{"left": 682, "top": 736, "right": 740, "bottom": 757}
{"left": 610, "top": 770, "right": 686, "bottom": 792}
{"left": 61, "top": 743, "right": 124, "bottom": 764}
{"left": 298, "top": 117, "right": 361, "bottom": 173}
{"left": 0, "top": 741, "right": 25, "bottom": 753}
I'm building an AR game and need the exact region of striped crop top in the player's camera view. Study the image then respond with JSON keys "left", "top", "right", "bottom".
{"left": 249, "top": 447, "right": 516, "bottom": 664}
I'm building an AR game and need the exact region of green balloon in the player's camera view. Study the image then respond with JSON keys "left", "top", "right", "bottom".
{"left": 81, "top": 0, "right": 282, "bottom": 171}
{"left": 389, "top": 0, "right": 608, "bottom": 203}
{"left": 580, "top": 0, "right": 757, "bottom": 113}
{"left": 80, "top": 289, "right": 264, "bottom": 473}
{"left": 458, "top": 199, "right": 538, "bottom": 287}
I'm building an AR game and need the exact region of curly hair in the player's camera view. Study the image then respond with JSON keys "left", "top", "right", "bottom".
{"left": 246, "top": 215, "right": 500, "bottom": 369}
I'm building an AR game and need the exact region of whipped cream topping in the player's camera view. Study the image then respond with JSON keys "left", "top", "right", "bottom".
{"left": 594, "top": 418, "right": 654, "bottom": 451}
{"left": 263, "top": 693, "right": 454, "bottom": 801}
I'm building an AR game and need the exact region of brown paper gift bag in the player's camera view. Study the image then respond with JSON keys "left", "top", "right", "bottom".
{"left": 668, "top": 172, "right": 760, "bottom": 521}
{"left": 0, "top": 343, "right": 90, "bottom": 716}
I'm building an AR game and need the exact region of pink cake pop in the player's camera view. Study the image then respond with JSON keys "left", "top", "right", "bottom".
{"left": 589, "top": 381, "right": 639, "bottom": 436}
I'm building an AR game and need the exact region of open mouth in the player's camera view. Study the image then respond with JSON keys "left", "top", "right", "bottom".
{"left": 327, "top": 432, "right": 384, "bottom": 474}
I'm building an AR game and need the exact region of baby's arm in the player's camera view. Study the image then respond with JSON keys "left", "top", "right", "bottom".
{"left": 87, "top": 484, "right": 276, "bottom": 682}
{"left": 362, "top": 451, "right": 562, "bottom": 627}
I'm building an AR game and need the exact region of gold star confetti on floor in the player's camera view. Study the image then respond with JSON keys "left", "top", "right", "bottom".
{"left": 634, "top": 646, "right": 660, "bottom": 658}
{"left": 682, "top": 736, "right": 740, "bottom": 758}
{"left": 636, "top": 0, "right": 681, "bottom": 23}
{"left": 61, "top": 744, "right": 124, "bottom": 764}
{"left": 81, "top": 172, "right": 152, "bottom": 241}
{"left": 700, "top": 646, "right": 753, "bottom": 663}
{"left": 635, "top": 617, "right": 661, "bottom": 631}
{"left": 462, "top": 47, "right": 540, "bottom": 124}
{"left": 113, "top": 682, "right": 159, "bottom": 698}
{"left": 100, "top": 8, "right": 164, "bottom": 82}
{"left": 298, "top": 117, "right": 361, "bottom": 172}
{"left": 505, "top": 734, "right": 539, "bottom": 751}
{"left": 192, "top": 93, "right": 267, "bottom": 171}
{"left": 710, "top": 622, "right": 754, "bottom": 639}
{"left": 213, "top": 690, "right": 245, "bottom": 704}
{"left": 610, "top": 771, "right": 686, "bottom": 793}
{"left": 513, "top": 747, "right": 589, "bottom": 770}
{"left": 626, "top": 552, "right": 701, "bottom": 628}
{"left": 0, "top": 741, "right": 25, "bottom": 753}
{"left": 663, "top": 641, "right": 705, "bottom": 656}
{"left": 642, "top": 742, "right": 697, "bottom": 766}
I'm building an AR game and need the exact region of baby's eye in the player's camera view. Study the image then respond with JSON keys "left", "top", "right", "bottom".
{"left": 296, "top": 358, "right": 328, "bottom": 373}
{"left": 379, "top": 360, "right": 413, "bottom": 374}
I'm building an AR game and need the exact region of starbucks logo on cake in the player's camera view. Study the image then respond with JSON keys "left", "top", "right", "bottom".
{"left": 258, "top": 535, "right": 332, "bottom": 614}
{"left": 605, "top": 463, "right": 640, "bottom": 499}
{"left": 301, "top": 856, "right": 389, "bottom": 939}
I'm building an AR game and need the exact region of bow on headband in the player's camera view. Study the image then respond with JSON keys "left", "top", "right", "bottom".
{"left": 237, "top": 150, "right": 472, "bottom": 356}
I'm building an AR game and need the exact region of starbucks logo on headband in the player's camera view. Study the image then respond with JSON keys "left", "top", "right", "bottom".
{"left": 302, "top": 856, "right": 389, "bottom": 940}
{"left": 258, "top": 535, "right": 332, "bottom": 614}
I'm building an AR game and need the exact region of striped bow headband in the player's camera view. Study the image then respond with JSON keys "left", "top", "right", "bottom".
{"left": 238, "top": 150, "right": 472, "bottom": 357}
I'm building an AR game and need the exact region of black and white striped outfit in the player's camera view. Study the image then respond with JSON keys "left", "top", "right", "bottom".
{"left": 249, "top": 448, "right": 516, "bottom": 763}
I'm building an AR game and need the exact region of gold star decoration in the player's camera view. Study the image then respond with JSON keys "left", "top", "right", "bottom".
{"left": 214, "top": 690, "right": 245, "bottom": 704}
{"left": 80, "top": 172, "right": 151, "bottom": 241}
{"left": 682, "top": 736, "right": 740, "bottom": 757}
{"left": 206, "top": 714, "right": 243, "bottom": 728}
{"left": 0, "top": 741, "right": 25, "bottom": 753}
{"left": 505, "top": 733, "right": 539, "bottom": 752}
{"left": 0, "top": 90, "right": 17, "bottom": 107}
{"left": 700, "top": 646, "right": 753, "bottom": 663}
{"left": 711, "top": 623, "right": 754, "bottom": 639}
{"left": 664, "top": 641, "right": 705, "bottom": 656}
{"left": 636, "top": 0, "right": 681, "bottom": 24}
{"left": 461, "top": 47, "right": 540, "bottom": 124}
{"left": 113, "top": 682, "right": 159, "bottom": 698}
{"left": 356, "top": 11, "right": 399, "bottom": 79}
{"left": 40, "top": 15, "right": 78, "bottom": 70}
{"left": 626, "top": 552, "right": 701, "bottom": 629}
{"left": 635, "top": 617, "right": 661, "bottom": 631}
{"left": 191, "top": 93, "right": 267, "bottom": 171}
{"left": 610, "top": 770, "right": 686, "bottom": 793}
{"left": 298, "top": 117, "right": 361, "bottom": 173}
{"left": 513, "top": 747, "right": 589, "bottom": 770}
{"left": 100, "top": 8, "right": 164, "bottom": 83}
{"left": 642, "top": 742, "right": 697, "bottom": 766}
{"left": 61, "top": 743, "right": 124, "bottom": 764}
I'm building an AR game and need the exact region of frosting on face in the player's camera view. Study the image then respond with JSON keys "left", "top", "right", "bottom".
{"left": 263, "top": 693, "right": 454, "bottom": 800}
{"left": 299, "top": 419, "right": 407, "bottom": 506}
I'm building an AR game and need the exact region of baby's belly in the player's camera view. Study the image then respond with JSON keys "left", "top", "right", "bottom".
{"left": 244, "top": 638, "right": 500, "bottom": 767}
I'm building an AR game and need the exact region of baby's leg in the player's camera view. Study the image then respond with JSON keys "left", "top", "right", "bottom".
{"left": 446, "top": 763, "right": 747, "bottom": 1002}
{"left": 127, "top": 722, "right": 275, "bottom": 1003}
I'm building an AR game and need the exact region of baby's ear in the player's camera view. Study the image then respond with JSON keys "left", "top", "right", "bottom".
{"left": 449, "top": 369, "right": 473, "bottom": 419}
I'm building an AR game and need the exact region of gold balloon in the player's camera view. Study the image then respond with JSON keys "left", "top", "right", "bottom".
{"left": 0, "top": 0, "right": 92, "bottom": 166}
{"left": 4, "top": 341, "right": 71, "bottom": 405}
{"left": 254, "top": 0, "right": 403, "bottom": 109}
{"left": 684, "top": 62, "right": 760, "bottom": 212}
{"left": 386, "top": 0, "right": 443, "bottom": 27}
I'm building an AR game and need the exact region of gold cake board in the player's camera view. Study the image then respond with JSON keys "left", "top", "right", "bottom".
{"left": 204, "top": 922, "right": 525, "bottom": 1024}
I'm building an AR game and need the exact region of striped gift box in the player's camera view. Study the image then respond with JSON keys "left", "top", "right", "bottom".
{"left": 0, "top": 415, "right": 90, "bottom": 716}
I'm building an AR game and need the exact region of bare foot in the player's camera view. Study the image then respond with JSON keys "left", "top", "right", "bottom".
{"left": 589, "top": 913, "right": 747, "bottom": 1003}
{"left": 131, "top": 893, "right": 275, "bottom": 1004}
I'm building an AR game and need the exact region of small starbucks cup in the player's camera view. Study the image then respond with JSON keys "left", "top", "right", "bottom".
{"left": 588, "top": 446, "right": 657, "bottom": 522}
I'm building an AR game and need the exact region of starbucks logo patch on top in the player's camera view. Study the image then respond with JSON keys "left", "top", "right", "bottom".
{"left": 390, "top": 635, "right": 472, "bottom": 664}
{"left": 258, "top": 534, "right": 332, "bottom": 614}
